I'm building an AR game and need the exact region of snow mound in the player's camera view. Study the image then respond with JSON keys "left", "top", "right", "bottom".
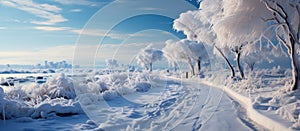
{"left": 0, "top": 74, "right": 82, "bottom": 120}
{"left": 134, "top": 82, "right": 151, "bottom": 92}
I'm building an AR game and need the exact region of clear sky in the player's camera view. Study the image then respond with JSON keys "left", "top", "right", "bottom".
{"left": 0, "top": 0, "right": 198, "bottom": 66}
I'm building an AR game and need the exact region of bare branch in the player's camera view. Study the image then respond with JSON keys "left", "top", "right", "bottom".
{"left": 276, "top": 3, "right": 287, "bottom": 19}
{"left": 264, "top": 1, "right": 286, "bottom": 20}
{"left": 260, "top": 17, "right": 275, "bottom": 22}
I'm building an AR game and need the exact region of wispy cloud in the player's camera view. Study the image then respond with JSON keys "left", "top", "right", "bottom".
{"left": 72, "top": 29, "right": 145, "bottom": 40}
{"left": 53, "top": 0, "right": 106, "bottom": 6}
{"left": 0, "top": 0, "right": 67, "bottom": 25}
{"left": 0, "top": 27, "right": 7, "bottom": 30}
{"left": 69, "top": 9, "right": 82, "bottom": 12}
{"left": 34, "top": 26, "right": 70, "bottom": 31}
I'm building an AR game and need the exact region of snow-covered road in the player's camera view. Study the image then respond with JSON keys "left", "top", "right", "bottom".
{"left": 81, "top": 77, "right": 259, "bottom": 130}
{"left": 0, "top": 77, "right": 262, "bottom": 131}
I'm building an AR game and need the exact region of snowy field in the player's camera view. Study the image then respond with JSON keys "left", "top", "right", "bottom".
{"left": 0, "top": 71, "right": 255, "bottom": 131}
{"left": 1, "top": 68, "right": 296, "bottom": 131}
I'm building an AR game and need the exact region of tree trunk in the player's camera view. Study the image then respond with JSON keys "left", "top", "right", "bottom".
{"left": 249, "top": 63, "right": 255, "bottom": 71}
{"left": 290, "top": 38, "right": 298, "bottom": 90}
{"left": 215, "top": 46, "right": 235, "bottom": 78}
{"left": 149, "top": 63, "right": 153, "bottom": 72}
{"left": 190, "top": 64, "right": 195, "bottom": 76}
{"left": 197, "top": 58, "right": 201, "bottom": 75}
{"left": 188, "top": 58, "right": 195, "bottom": 76}
{"left": 236, "top": 52, "right": 244, "bottom": 79}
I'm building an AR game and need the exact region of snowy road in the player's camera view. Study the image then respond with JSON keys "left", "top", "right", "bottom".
{"left": 81, "top": 77, "right": 258, "bottom": 131}
{"left": 0, "top": 77, "right": 261, "bottom": 131}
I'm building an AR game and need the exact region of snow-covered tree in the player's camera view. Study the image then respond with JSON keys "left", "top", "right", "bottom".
{"left": 163, "top": 39, "right": 208, "bottom": 75}
{"left": 163, "top": 39, "right": 195, "bottom": 75}
{"left": 260, "top": 0, "right": 300, "bottom": 90}
{"left": 105, "top": 58, "right": 119, "bottom": 69}
{"left": 163, "top": 40, "right": 180, "bottom": 72}
{"left": 136, "top": 44, "right": 163, "bottom": 72}
{"left": 173, "top": 3, "right": 236, "bottom": 78}
{"left": 241, "top": 43, "right": 274, "bottom": 71}
{"left": 211, "top": 0, "right": 300, "bottom": 89}
{"left": 185, "top": 40, "right": 209, "bottom": 75}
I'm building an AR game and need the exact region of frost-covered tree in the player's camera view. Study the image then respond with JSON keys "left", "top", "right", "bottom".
{"left": 260, "top": 0, "right": 300, "bottom": 90}
{"left": 163, "top": 40, "right": 180, "bottom": 72}
{"left": 241, "top": 43, "right": 274, "bottom": 71}
{"left": 212, "top": 0, "right": 300, "bottom": 89}
{"left": 163, "top": 39, "right": 208, "bottom": 75}
{"left": 174, "top": 0, "right": 300, "bottom": 82}
{"left": 185, "top": 40, "right": 209, "bottom": 75}
{"left": 210, "top": 0, "right": 272, "bottom": 79}
{"left": 163, "top": 39, "right": 195, "bottom": 75}
{"left": 136, "top": 44, "right": 163, "bottom": 72}
{"left": 173, "top": 2, "right": 236, "bottom": 78}
{"left": 105, "top": 58, "right": 119, "bottom": 69}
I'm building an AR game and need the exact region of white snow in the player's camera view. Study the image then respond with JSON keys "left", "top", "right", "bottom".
{"left": 0, "top": 67, "right": 299, "bottom": 131}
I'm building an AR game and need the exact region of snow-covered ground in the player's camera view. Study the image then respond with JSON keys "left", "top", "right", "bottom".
{"left": 0, "top": 71, "right": 260, "bottom": 130}
{"left": 0, "top": 68, "right": 299, "bottom": 130}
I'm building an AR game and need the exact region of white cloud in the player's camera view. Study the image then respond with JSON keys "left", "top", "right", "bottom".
{"left": 0, "top": 0, "right": 67, "bottom": 25}
{"left": 0, "top": 27, "right": 7, "bottom": 30}
{"left": 34, "top": 26, "right": 70, "bottom": 31}
{"left": 70, "top": 9, "right": 82, "bottom": 12}
{"left": 72, "top": 29, "right": 145, "bottom": 40}
{"left": 53, "top": 0, "right": 105, "bottom": 6}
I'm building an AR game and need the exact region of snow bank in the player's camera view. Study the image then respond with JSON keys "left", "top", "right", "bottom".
{"left": 199, "top": 69, "right": 296, "bottom": 130}
{"left": 200, "top": 79, "right": 292, "bottom": 131}
{"left": 0, "top": 73, "right": 82, "bottom": 120}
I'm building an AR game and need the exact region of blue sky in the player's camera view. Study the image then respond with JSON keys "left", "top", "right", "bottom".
{"left": 0, "top": 0, "right": 198, "bottom": 65}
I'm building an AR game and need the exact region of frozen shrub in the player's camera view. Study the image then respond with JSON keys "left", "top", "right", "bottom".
{"left": 44, "top": 73, "right": 76, "bottom": 99}
{"left": 4, "top": 86, "right": 28, "bottom": 101}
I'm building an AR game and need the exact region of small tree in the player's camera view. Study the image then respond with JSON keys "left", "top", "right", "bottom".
{"left": 105, "top": 58, "right": 119, "bottom": 70}
{"left": 136, "top": 44, "right": 163, "bottom": 72}
{"left": 163, "top": 40, "right": 180, "bottom": 72}
{"left": 241, "top": 42, "right": 274, "bottom": 71}
{"left": 184, "top": 40, "right": 209, "bottom": 75}
{"left": 163, "top": 39, "right": 195, "bottom": 75}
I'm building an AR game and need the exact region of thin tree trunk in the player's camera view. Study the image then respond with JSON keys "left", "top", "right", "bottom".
{"left": 149, "top": 63, "right": 153, "bottom": 72}
{"left": 236, "top": 52, "right": 244, "bottom": 79}
{"left": 197, "top": 59, "right": 201, "bottom": 75}
{"left": 215, "top": 46, "right": 235, "bottom": 78}
{"left": 188, "top": 58, "right": 195, "bottom": 76}
{"left": 290, "top": 38, "right": 298, "bottom": 90}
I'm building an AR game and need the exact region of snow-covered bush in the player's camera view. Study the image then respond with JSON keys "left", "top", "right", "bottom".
{"left": 43, "top": 73, "right": 76, "bottom": 99}
{"left": 0, "top": 74, "right": 82, "bottom": 120}
{"left": 31, "top": 98, "right": 82, "bottom": 119}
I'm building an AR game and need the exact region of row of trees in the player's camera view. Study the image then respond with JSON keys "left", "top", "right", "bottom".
{"left": 172, "top": 0, "right": 300, "bottom": 91}
{"left": 135, "top": 41, "right": 208, "bottom": 76}
{"left": 35, "top": 60, "right": 72, "bottom": 69}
